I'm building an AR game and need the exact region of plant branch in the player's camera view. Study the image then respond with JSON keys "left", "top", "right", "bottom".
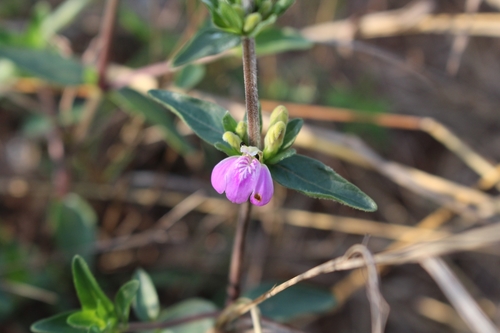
{"left": 97, "top": 0, "right": 119, "bottom": 91}
{"left": 241, "top": 37, "right": 261, "bottom": 149}
{"left": 226, "top": 201, "right": 252, "bottom": 304}
{"left": 125, "top": 312, "right": 219, "bottom": 332}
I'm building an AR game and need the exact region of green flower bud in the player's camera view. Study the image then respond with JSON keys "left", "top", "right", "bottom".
{"left": 269, "top": 105, "right": 289, "bottom": 127}
{"left": 259, "top": 0, "right": 273, "bottom": 17}
{"left": 223, "top": 131, "right": 242, "bottom": 151}
{"left": 232, "top": 4, "right": 245, "bottom": 21}
{"left": 235, "top": 121, "right": 247, "bottom": 142}
{"left": 243, "top": 12, "right": 262, "bottom": 34}
{"left": 263, "top": 121, "right": 286, "bottom": 160}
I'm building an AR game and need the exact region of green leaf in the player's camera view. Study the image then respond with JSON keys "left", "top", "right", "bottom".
{"left": 114, "top": 280, "right": 140, "bottom": 323}
{"left": 147, "top": 90, "right": 227, "bottom": 146}
{"left": 40, "top": 0, "right": 94, "bottom": 39}
{"left": 67, "top": 311, "right": 106, "bottom": 330}
{"left": 48, "top": 193, "right": 96, "bottom": 264}
{"left": 31, "top": 311, "right": 86, "bottom": 333}
{"left": 133, "top": 268, "right": 159, "bottom": 322}
{"left": 174, "top": 64, "right": 206, "bottom": 90}
{"left": 214, "top": 142, "right": 239, "bottom": 156}
{"left": 72, "top": 256, "right": 114, "bottom": 316}
{"left": 281, "top": 118, "right": 303, "bottom": 151}
{"left": 222, "top": 112, "right": 238, "bottom": 133}
{"left": 269, "top": 154, "right": 377, "bottom": 211}
{"left": 172, "top": 28, "right": 240, "bottom": 67}
{"left": 244, "top": 282, "right": 335, "bottom": 322}
{"left": 266, "top": 148, "right": 296, "bottom": 165}
{"left": 0, "top": 46, "right": 86, "bottom": 85}
{"left": 156, "top": 298, "right": 218, "bottom": 333}
{"left": 112, "top": 88, "right": 193, "bottom": 155}
{"left": 255, "top": 27, "right": 312, "bottom": 56}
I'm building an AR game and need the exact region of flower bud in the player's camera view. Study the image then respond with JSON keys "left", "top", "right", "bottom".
{"left": 263, "top": 121, "right": 286, "bottom": 160}
{"left": 235, "top": 121, "right": 247, "bottom": 142}
{"left": 243, "top": 12, "right": 262, "bottom": 34}
{"left": 223, "top": 131, "right": 242, "bottom": 151}
{"left": 259, "top": 0, "right": 273, "bottom": 17}
{"left": 269, "top": 105, "right": 289, "bottom": 127}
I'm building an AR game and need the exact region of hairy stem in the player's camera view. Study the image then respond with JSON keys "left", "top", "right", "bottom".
{"left": 241, "top": 37, "right": 261, "bottom": 149}
{"left": 226, "top": 201, "right": 252, "bottom": 303}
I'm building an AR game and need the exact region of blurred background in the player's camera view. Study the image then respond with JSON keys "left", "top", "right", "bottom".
{"left": 2, "top": 0, "right": 500, "bottom": 332}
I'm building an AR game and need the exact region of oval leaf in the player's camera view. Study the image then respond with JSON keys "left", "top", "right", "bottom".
{"left": 269, "top": 154, "right": 377, "bottom": 211}
{"left": 255, "top": 27, "right": 312, "bottom": 56}
{"left": 281, "top": 118, "right": 303, "bottom": 151}
{"left": 72, "top": 256, "right": 114, "bottom": 316}
{"left": 133, "top": 268, "right": 160, "bottom": 322}
{"left": 156, "top": 298, "right": 218, "bottom": 333}
{"left": 148, "top": 90, "right": 229, "bottom": 148}
{"left": 114, "top": 280, "right": 140, "bottom": 323}
{"left": 172, "top": 28, "right": 240, "bottom": 67}
{"left": 244, "top": 282, "right": 336, "bottom": 322}
{"left": 112, "top": 88, "right": 193, "bottom": 155}
{"left": 31, "top": 311, "right": 86, "bottom": 333}
{"left": 67, "top": 311, "right": 106, "bottom": 330}
{"left": 174, "top": 64, "right": 206, "bottom": 90}
{"left": 0, "top": 46, "right": 87, "bottom": 85}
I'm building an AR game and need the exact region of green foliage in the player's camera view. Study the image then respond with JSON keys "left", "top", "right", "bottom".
{"left": 155, "top": 298, "right": 218, "bottom": 333}
{"left": 112, "top": 88, "right": 193, "bottom": 155}
{"left": 222, "top": 112, "right": 238, "bottom": 133}
{"left": 172, "top": 28, "right": 240, "bottom": 67}
{"left": 147, "top": 90, "right": 233, "bottom": 154}
{"left": 254, "top": 27, "right": 313, "bottom": 55}
{"left": 269, "top": 154, "right": 378, "bottom": 211}
{"left": 114, "top": 281, "right": 140, "bottom": 323}
{"left": 31, "top": 311, "right": 86, "bottom": 333}
{"left": 132, "top": 268, "right": 160, "bottom": 322}
{"left": 244, "top": 282, "right": 336, "bottom": 322}
{"left": 174, "top": 64, "right": 206, "bottom": 90}
{"left": 39, "top": 0, "right": 94, "bottom": 40}
{"left": 67, "top": 311, "right": 107, "bottom": 331}
{"left": 266, "top": 148, "right": 296, "bottom": 164}
{"left": 72, "top": 256, "right": 115, "bottom": 323}
{"left": 48, "top": 194, "right": 97, "bottom": 264}
{"left": 0, "top": 46, "right": 91, "bottom": 85}
{"left": 280, "top": 118, "right": 303, "bottom": 151}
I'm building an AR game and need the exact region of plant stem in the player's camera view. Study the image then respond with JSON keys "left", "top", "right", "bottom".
{"left": 225, "top": 32, "right": 261, "bottom": 304}
{"left": 226, "top": 201, "right": 251, "bottom": 304}
{"left": 97, "top": 0, "right": 119, "bottom": 91}
{"left": 241, "top": 36, "right": 261, "bottom": 149}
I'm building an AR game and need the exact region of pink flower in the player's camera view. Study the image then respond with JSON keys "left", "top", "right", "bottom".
{"left": 211, "top": 154, "right": 273, "bottom": 206}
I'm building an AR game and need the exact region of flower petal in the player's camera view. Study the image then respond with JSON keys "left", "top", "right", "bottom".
{"left": 250, "top": 164, "right": 273, "bottom": 206}
{"left": 225, "top": 156, "right": 259, "bottom": 204}
{"left": 211, "top": 156, "right": 238, "bottom": 194}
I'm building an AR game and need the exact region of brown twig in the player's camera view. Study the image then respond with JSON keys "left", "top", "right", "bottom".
{"left": 226, "top": 201, "right": 252, "bottom": 304}
{"left": 97, "top": 0, "right": 119, "bottom": 91}
{"left": 125, "top": 311, "right": 219, "bottom": 332}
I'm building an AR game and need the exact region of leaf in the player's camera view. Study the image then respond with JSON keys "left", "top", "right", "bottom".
{"left": 67, "top": 311, "right": 106, "bottom": 330}
{"left": 222, "top": 111, "right": 238, "bottom": 132}
{"left": 214, "top": 142, "right": 240, "bottom": 156}
{"left": 244, "top": 282, "right": 336, "bottom": 322}
{"left": 266, "top": 148, "right": 296, "bottom": 165}
{"left": 172, "top": 28, "right": 240, "bottom": 67}
{"left": 280, "top": 118, "right": 303, "bottom": 151}
{"left": 40, "top": 0, "right": 94, "bottom": 39}
{"left": 114, "top": 280, "right": 140, "bottom": 323}
{"left": 48, "top": 193, "right": 96, "bottom": 264}
{"left": 156, "top": 298, "right": 218, "bottom": 333}
{"left": 31, "top": 311, "right": 86, "bottom": 333}
{"left": 132, "top": 268, "right": 160, "bottom": 322}
{"left": 174, "top": 64, "right": 206, "bottom": 90}
{"left": 72, "top": 256, "right": 114, "bottom": 317}
{"left": 112, "top": 88, "right": 193, "bottom": 155}
{"left": 0, "top": 46, "right": 88, "bottom": 85}
{"left": 255, "top": 27, "right": 312, "bottom": 56}
{"left": 268, "top": 154, "right": 377, "bottom": 211}
{"left": 147, "top": 90, "right": 228, "bottom": 146}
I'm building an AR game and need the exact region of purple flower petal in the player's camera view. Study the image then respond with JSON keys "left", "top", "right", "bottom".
{"left": 250, "top": 164, "right": 273, "bottom": 206}
{"left": 225, "top": 155, "right": 260, "bottom": 204}
{"left": 211, "top": 156, "right": 238, "bottom": 194}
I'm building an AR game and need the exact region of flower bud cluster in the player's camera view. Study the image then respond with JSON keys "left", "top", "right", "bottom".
{"left": 202, "top": 0, "right": 294, "bottom": 36}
